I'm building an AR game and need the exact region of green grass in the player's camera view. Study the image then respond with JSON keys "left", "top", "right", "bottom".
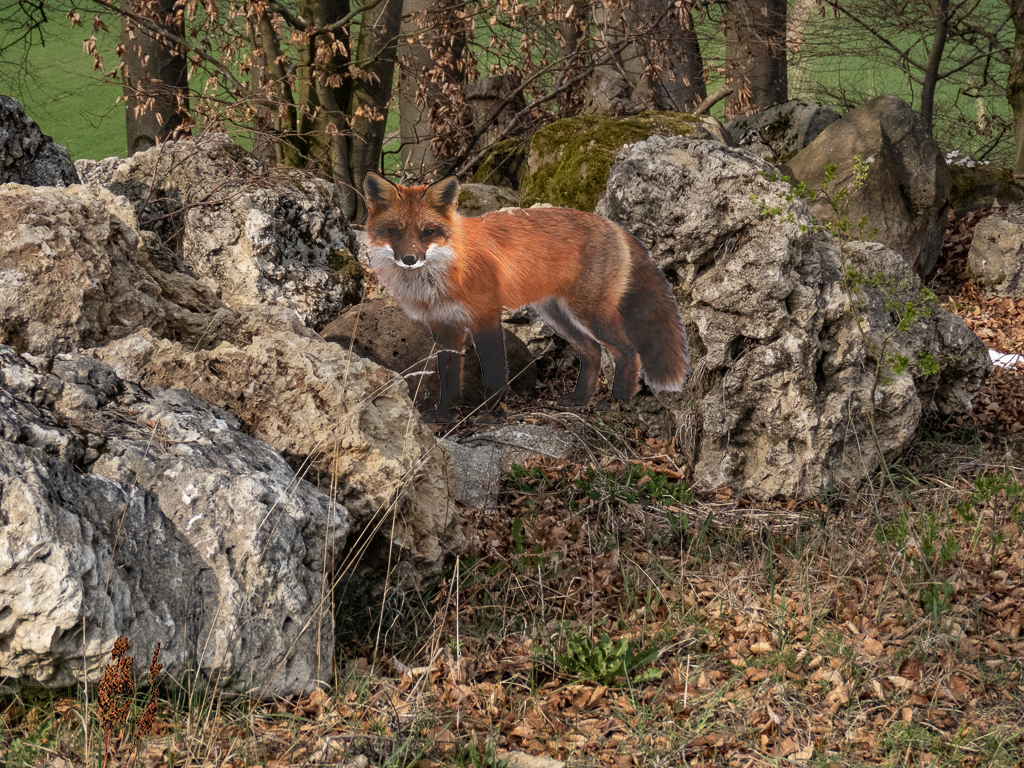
{"left": 1, "top": 8, "right": 125, "bottom": 160}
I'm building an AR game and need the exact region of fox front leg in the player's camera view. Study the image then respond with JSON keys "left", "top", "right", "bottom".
{"left": 423, "top": 325, "right": 468, "bottom": 425}
{"left": 472, "top": 323, "right": 508, "bottom": 424}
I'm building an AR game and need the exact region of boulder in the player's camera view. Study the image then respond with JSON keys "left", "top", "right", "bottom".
{"left": 321, "top": 297, "right": 537, "bottom": 413}
{"left": 949, "top": 164, "right": 1024, "bottom": 214}
{"left": 785, "top": 95, "right": 951, "bottom": 277}
{"left": 726, "top": 99, "right": 840, "bottom": 163}
{"left": 0, "top": 183, "right": 242, "bottom": 356}
{"left": 76, "top": 134, "right": 361, "bottom": 329}
{"left": 92, "top": 322, "right": 462, "bottom": 596}
{"left": 967, "top": 205, "right": 1024, "bottom": 296}
{"left": 0, "top": 96, "right": 79, "bottom": 187}
{"left": 520, "top": 111, "right": 713, "bottom": 211}
{"left": 596, "top": 135, "right": 989, "bottom": 499}
{"left": 457, "top": 183, "right": 521, "bottom": 217}
{"left": 0, "top": 346, "right": 344, "bottom": 697}
{"left": 440, "top": 424, "right": 580, "bottom": 507}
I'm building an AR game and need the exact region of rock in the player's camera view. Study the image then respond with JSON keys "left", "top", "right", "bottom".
{"left": 91, "top": 322, "right": 462, "bottom": 596}
{"left": 726, "top": 99, "right": 839, "bottom": 163}
{"left": 785, "top": 95, "right": 951, "bottom": 277}
{"left": 440, "top": 424, "right": 579, "bottom": 507}
{"left": 949, "top": 165, "right": 1024, "bottom": 214}
{"left": 0, "top": 96, "right": 79, "bottom": 187}
{"left": 0, "top": 184, "right": 164, "bottom": 356}
{"left": 0, "top": 345, "right": 345, "bottom": 697}
{"left": 320, "top": 297, "right": 537, "bottom": 412}
{"left": 457, "top": 183, "right": 521, "bottom": 217}
{"left": 0, "top": 183, "right": 241, "bottom": 356}
{"left": 75, "top": 134, "right": 361, "bottom": 329}
{"left": 520, "top": 111, "right": 713, "bottom": 210}
{"left": 596, "top": 135, "right": 989, "bottom": 499}
{"left": 967, "top": 205, "right": 1024, "bottom": 296}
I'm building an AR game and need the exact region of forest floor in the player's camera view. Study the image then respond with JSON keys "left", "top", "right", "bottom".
{"left": 3, "top": 209, "right": 1024, "bottom": 768}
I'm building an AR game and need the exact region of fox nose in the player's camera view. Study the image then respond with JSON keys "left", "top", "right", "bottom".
{"left": 401, "top": 254, "right": 418, "bottom": 266}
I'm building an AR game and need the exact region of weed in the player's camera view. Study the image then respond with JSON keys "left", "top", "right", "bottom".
{"left": 553, "top": 630, "right": 663, "bottom": 686}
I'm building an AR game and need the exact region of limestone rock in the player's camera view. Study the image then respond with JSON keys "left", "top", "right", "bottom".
{"left": 726, "top": 99, "right": 840, "bottom": 163}
{"left": 441, "top": 424, "right": 579, "bottom": 507}
{"left": 76, "top": 134, "right": 360, "bottom": 328}
{"left": 0, "top": 346, "right": 345, "bottom": 697}
{"left": 0, "top": 183, "right": 242, "bottom": 356}
{"left": 457, "top": 183, "right": 521, "bottom": 217}
{"left": 785, "top": 95, "right": 951, "bottom": 277}
{"left": 91, "top": 322, "right": 462, "bottom": 595}
{"left": 967, "top": 205, "right": 1024, "bottom": 296}
{"left": 597, "top": 135, "right": 989, "bottom": 498}
{"left": 0, "top": 96, "right": 79, "bottom": 187}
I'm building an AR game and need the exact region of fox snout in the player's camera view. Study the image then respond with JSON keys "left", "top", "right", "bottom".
{"left": 396, "top": 250, "right": 426, "bottom": 269}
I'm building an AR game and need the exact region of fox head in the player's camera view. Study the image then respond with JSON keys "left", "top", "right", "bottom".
{"left": 362, "top": 171, "right": 463, "bottom": 315}
{"left": 363, "top": 171, "right": 461, "bottom": 269}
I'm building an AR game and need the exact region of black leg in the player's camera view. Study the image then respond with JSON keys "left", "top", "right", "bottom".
{"left": 423, "top": 325, "right": 467, "bottom": 425}
{"left": 472, "top": 323, "right": 508, "bottom": 423}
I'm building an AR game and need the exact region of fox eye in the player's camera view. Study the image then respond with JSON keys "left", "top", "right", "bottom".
{"left": 422, "top": 228, "right": 435, "bottom": 238}
{"left": 387, "top": 227, "right": 400, "bottom": 236}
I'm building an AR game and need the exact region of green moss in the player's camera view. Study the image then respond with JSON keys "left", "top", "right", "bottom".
{"left": 520, "top": 111, "right": 701, "bottom": 211}
{"left": 469, "top": 137, "right": 529, "bottom": 186}
{"left": 329, "top": 247, "right": 363, "bottom": 281}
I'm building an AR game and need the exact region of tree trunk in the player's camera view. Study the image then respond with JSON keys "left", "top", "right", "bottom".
{"left": 397, "top": 0, "right": 469, "bottom": 181}
{"left": 920, "top": 0, "right": 949, "bottom": 129}
{"left": 590, "top": 0, "right": 706, "bottom": 113}
{"left": 723, "top": 0, "right": 788, "bottom": 117}
{"left": 120, "top": 0, "right": 189, "bottom": 155}
{"left": 348, "top": 0, "right": 403, "bottom": 219}
{"left": 1007, "top": 1, "right": 1024, "bottom": 175}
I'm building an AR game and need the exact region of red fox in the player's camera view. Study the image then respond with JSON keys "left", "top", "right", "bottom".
{"left": 362, "top": 171, "right": 689, "bottom": 424}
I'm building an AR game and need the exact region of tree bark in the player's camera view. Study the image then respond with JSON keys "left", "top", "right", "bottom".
{"left": 348, "top": 0, "right": 403, "bottom": 218}
{"left": 590, "top": 0, "right": 706, "bottom": 112}
{"left": 397, "top": 0, "right": 469, "bottom": 181}
{"left": 120, "top": 0, "right": 189, "bottom": 155}
{"left": 920, "top": 0, "right": 949, "bottom": 129}
{"left": 1007, "top": 0, "right": 1024, "bottom": 175}
{"left": 723, "top": 0, "right": 788, "bottom": 117}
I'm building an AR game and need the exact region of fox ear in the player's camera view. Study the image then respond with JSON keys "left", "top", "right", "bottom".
{"left": 363, "top": 170, "right": 400, "bottom": 213}
{"left": 422, "top": 175, "right": 461, "bottom": 215}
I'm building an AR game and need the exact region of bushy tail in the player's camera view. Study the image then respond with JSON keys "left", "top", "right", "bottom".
{"left": 620, "top": 238, "right": 690, "bottom": 391}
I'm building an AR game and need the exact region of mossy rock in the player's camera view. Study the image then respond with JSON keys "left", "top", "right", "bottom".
{"left": 520, "top": 111, "right": 706, "bottom": 211}
{"left": 468, "top": 137, "right": 529, "bottom": 188}
{"left": 949, "top": 165, "right": 1024, "bottom": 213}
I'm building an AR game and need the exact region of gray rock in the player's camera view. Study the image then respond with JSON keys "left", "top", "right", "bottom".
{"left": 75, "top": 134, "right": 360, "bottom": 329}
{"left": 0, "top": 184, "right": 240, "bottom": 356}
{"left": 967, "top": 205, "right": 1024, "bottom": 296}
{"left": 0, "top": 96, "right": 79, "bottom": 187}
{"left": 726, "top": 99, "right": 840, "bottom": 163}
{"left": 0, "top": 346, "right": 345, "bottom": 697}
{"left": 457, "top": 183, "right": 521, "bottom": 217}
{"left": 596, "top": 135, "right": 989, "bottom": 499}
{"left": 440, "top": 424, "right": 579, "bottom": 507}
{"left": 785, "top": 95, "right": 950, "bottom": 277}
{"left": 91, "top": 321, "right": 462, "bottom": 597}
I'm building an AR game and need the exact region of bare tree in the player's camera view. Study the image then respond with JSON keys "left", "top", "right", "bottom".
{"left": 797, "top": 0, "right": 1013, "bottom": 162}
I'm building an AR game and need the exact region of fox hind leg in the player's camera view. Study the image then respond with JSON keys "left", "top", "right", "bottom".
{"left": 534, "top": 298, "right": 603, "bottom": 407}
